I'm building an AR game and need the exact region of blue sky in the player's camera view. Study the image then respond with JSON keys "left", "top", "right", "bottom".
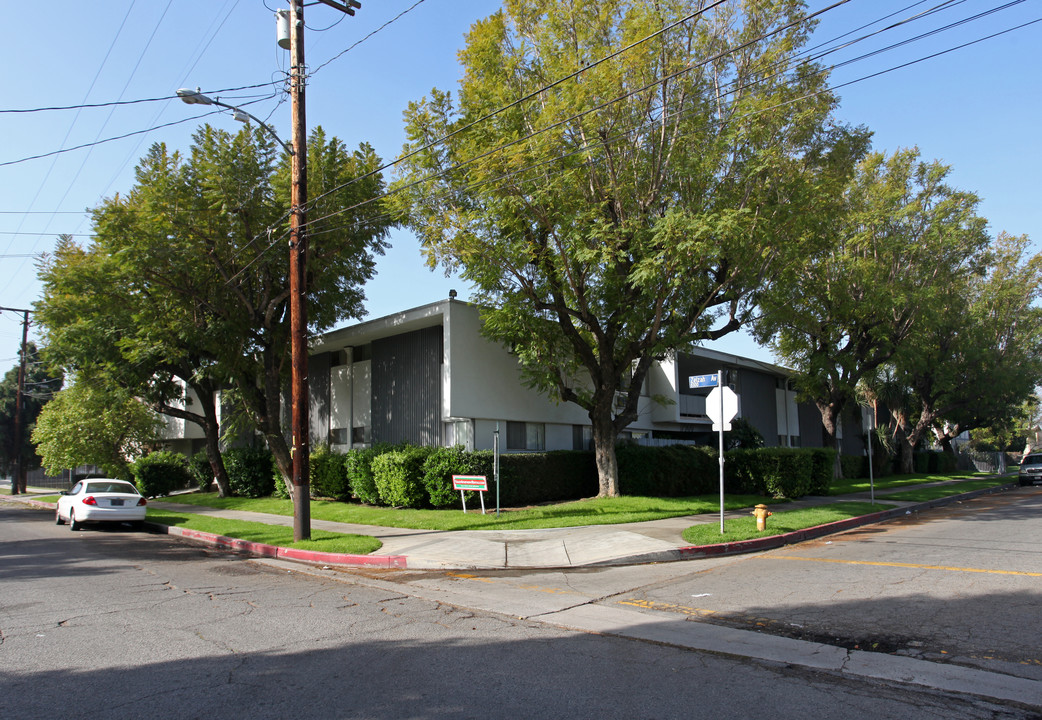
{"left": 1, "top": 0, "right": 1038, "bottom": 370}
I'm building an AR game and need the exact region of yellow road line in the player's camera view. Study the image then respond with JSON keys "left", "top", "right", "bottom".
{"left": 769, "top": 555, "right": 1042, "bottom": 577}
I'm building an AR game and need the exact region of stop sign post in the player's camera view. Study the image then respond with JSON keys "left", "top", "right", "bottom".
{"left": 708, "top": 371, "right": 738, "bottom": 533}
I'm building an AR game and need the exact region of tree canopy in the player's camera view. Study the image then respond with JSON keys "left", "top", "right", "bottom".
{"left": 35, "top": 124, "right": 392, "bottom": 493}
{"left": 32, "top": 375, "right": 160, "bottom": 480}
{"left": 882, "top": 232, "right": 1042, "bottom": 465}
{"left": 394, "top": 0, "right": 853, "bottom": 495}
{"left": 754, "top": 148, "right": 990, "bottom": 474}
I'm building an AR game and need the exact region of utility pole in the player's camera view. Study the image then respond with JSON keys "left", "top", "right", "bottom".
{"left": 1, "top": 306, "right": 31, "bottom": 495}
{"left": 285, "top": 0, "right": 360, "bottom": 541}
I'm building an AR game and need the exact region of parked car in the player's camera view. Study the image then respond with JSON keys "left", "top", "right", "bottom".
{"left": 56, "top": 479, "right": 148, "bottom": 530}
{"left": 1018, "top": 453, "right": 1042, "bottom": 487}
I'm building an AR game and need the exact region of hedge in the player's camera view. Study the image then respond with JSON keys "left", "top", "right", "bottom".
{"left": 133, "top": 451, "right": 193, "bottom": 498}
{"left": 310, "top": 445, "right": 350, "bottom": 500}
{"left": 372, "top": 446, "right": 436, "bottom": 508}
{"left": 616, "top": 444, "right": 717, "bottom": 496}
{"left": 224, "top": 446, "right": 277, "bottom": 498}
{"left": 724, "top": 447, "right": 834, "bottom": 499}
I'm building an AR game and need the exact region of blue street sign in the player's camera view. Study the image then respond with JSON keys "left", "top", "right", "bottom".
{"left": 688, "top": 373, "right": 719, "bottom": 389}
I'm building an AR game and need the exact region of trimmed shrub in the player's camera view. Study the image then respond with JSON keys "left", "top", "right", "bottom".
{"left": 759, "top": 448, "right": 815, "bottom": 498}
{"left": 133, "top": 451, "right": 193, "bottom": 498}
{"left": 372, "top": 446, "right": 435, "bottom": 508}
{"left": 724, "top": 447, "right": 830, "bottom": 499}
{"left": 497, "top": 450, "right": 598, "bottom": 506}
{"left": 723, "top": 448, "right": 766, "bottom": 495}
{"left": 807, "top": 448, "right": 835, "bottom": 495}
{"left": 913, "top": 451, "right": 931, "bottom": 474}
{"left": 310, "top": 445, "right": 349, "bottom": 500}
{"left": 423, "top": 445, "right": 488, "bottom": 508}
{"left": 345, "top": 447, "right": 381, "bottom": 504}
{"left": 188, "top": 450, "right": 214, "bottom": 492}
{"left": 224, "top": 446, "right": 276, "bottom": 498}
{"left": 617, "top": 444, "right": 717, "bottom": 496}
{"left": 841, "top": 454, "right": 867, "bottom": 480}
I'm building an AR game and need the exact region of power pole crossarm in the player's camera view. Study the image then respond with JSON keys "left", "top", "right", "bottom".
{"left": 316, "top": 0, "right": 361, "bottom": 15}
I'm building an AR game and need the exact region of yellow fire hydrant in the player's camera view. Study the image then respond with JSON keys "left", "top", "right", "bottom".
{"left": 752, "top": 504, "right": 772, "bottom": 531}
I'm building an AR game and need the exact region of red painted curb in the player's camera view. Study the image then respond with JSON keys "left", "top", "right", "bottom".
{"left": 159, "top": 524, "right": 408, "bottom": 568}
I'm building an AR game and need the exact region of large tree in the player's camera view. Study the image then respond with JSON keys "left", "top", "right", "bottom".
{"left": 0, "top": 342, "right": 62, "bottom": 489}
{"left": 394, "top": 0, "right": 852, "bottom": 496}
{"left": 35, "top": 125, "right": 391, "bottom": 496}
{"left": 892, "top": 233, "right": 1042, "bottom": 460}
{"left": 754, "top": 148, "right": 990, "bottom": 475}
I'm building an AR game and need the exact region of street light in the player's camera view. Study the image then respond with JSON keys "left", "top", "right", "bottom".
{"left": 176, "top": 88, "right": 294, "bottom": 155}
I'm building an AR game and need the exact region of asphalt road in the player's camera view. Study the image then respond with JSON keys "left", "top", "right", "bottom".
{"left": 2, "top": 493, "right": 1040, "bottom": 718}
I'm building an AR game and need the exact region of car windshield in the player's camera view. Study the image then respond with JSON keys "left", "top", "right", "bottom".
{"left": 1022, "top": 455, "right": 1042, "bottom": 467}
{"left": 85, "top": 481, "right": 138, "bottom": 494}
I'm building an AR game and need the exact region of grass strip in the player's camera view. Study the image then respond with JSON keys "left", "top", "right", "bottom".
{"left": 828, "top": 472, "right": 990, "bottom": 496}
{"left": 154, "top": 493, "right": 774, "bottom": 531}
{"left": 146, "top": 510, "right": 382, "bottom": 555}
{"left": 879, "top": 477, "right": 1009, "bottom": 501}
{"left": 682, "top": 502, "right": 895, "bottom": 545}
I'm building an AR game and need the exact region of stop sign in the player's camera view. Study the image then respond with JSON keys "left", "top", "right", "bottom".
{"left": 706, "top": 385, "right": 738, "bottom": 431}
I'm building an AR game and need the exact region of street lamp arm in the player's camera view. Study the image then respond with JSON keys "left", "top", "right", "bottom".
{"left": 176, "top": 88, "right": 294, "bottom": 156}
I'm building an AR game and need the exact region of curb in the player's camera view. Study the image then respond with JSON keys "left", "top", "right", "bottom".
{"left": 159, "top": 523, "right": 408, "bottom": 569}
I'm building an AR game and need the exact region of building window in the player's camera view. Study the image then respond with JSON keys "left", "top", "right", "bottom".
{"left": 572, "top": 425, "right": 592, "bottom": 451}
{"left": 507, "top": 421, "right": 545, "bottom": 451}
{"left": 352, "top": 426, "right": 371, "bottom": 445}
{"left": 330, "top": 428, "right": 349, "bottom": 445}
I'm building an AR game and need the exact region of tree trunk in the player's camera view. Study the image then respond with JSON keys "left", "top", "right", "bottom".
{"left": 591, "top": 404, "right": 620, "bottom": 497}
{"left": 193, "top": 385, "right": 231, "bottom": 497}
{"left": 817, "top": 400, "right": 844, "bottom": 480}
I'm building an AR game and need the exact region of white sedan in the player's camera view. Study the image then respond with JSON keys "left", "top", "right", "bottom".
{"left": 55, "top": 479, "right": 148, "bottom": 531}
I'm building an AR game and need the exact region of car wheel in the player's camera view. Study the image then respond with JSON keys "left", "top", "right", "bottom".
{"left": 69, "top": 510, "right": 82, "bottom": 531}
{"left": 55, "top": 508, "right": 65, "bottom": 525}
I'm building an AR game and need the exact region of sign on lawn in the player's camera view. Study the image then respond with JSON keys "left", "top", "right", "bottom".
{"left": 452, "top": 475, "right": 488, "bottom": 491}
{"left": 453, "top": 475, "right": 489, "bottom": 514}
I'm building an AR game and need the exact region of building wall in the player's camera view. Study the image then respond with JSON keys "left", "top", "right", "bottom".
{"left": 443, "top": 302, "right": 589, "bottom": 426}
{"left": 371, "top": 326, "right": 443, "bottom": 446}
{"left": 736, "top": 369, "right": 777, "bottom": 442}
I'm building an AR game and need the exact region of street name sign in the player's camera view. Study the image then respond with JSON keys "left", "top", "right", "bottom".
{"left": 688, "top": 373, "right": 719, "bottom": 389}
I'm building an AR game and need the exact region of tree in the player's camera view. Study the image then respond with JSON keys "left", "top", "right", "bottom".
{"left": 32, "top": 376, "right": 161, "bottom": 480}
{"left": 35, "top": 125, "right": 392, "bottom": 496}
{"left": 394, "top": 0, "right": 852, "bottom": 496}
{"left": 0, "top": 343, "right": 62, "bottom": 485}
{"left": 883, "top": 233, "right": 1042, "bottom": 470}
{"left": 754, "top": 148, "right": 989, "bottom": 477}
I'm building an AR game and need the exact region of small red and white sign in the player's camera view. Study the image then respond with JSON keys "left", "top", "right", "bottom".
{"left": 452, "top": 475, "right": 488, "bottom": 491}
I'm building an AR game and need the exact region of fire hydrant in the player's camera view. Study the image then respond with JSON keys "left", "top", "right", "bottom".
{"left": 752, "top": 504, "right": 772, "bottom": 531}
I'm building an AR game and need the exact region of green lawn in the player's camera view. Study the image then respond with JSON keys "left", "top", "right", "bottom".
{"left": 146, "top": 510, "right": 383, "bottom": 555}
{"left": 153, "top": 492, "right": 775, "bottom": 531}
{"left": 682, "top": 502, "right": 895, "bottom": 545}
{"left": 879, "top": 477, "right": 1009, "bottom": 501}
{"left": 828, "top": 472, "right": 994, "bottom": 495}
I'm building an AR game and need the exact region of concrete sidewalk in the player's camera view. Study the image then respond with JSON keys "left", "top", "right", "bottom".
{"left": 5, "top": 479, "right": 1016, "bottom": 570}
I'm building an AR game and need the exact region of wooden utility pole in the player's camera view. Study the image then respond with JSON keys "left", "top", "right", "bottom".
{"left": 288, "top": 0, "right": 311, "bottom": 541}
{"left": 286, "top": 0, "right": 360, "bottom": 541}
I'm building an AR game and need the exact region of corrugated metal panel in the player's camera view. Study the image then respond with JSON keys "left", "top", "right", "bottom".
{"left": 308, "top": 352, "right": 331, "bottom": 444}
{"left": 371, "top": 326, "right": 443, "bottom": 446}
